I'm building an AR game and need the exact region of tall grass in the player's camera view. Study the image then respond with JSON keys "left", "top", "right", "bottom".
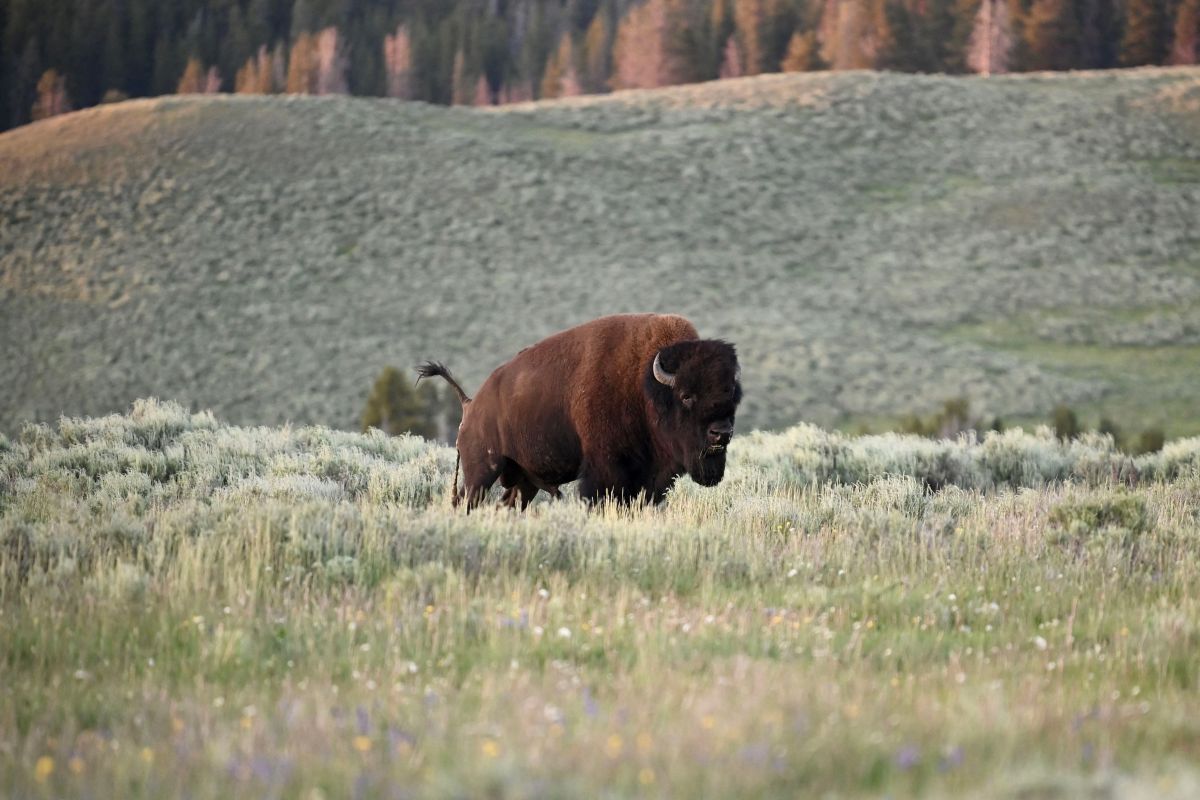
{"left": 2, "top": 399, "right": 1200, "bottom": 797}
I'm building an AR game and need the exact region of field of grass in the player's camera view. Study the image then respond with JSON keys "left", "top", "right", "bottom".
{"left": 3, "top": 400, "right": 1200, "bottom": 797}
{"left": 3, "top": 68, "right": 1200, "bottom": 436}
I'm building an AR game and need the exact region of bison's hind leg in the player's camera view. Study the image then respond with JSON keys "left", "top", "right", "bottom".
{"left": 460, "top": 456, "right": 504, "bottom": 512}
{"left": 499, "top": 461, "right": 540, "bottom": 511}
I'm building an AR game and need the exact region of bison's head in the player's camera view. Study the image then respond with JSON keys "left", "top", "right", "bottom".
{"left": 643, "top": 339, "right": 742, "bottom": 487}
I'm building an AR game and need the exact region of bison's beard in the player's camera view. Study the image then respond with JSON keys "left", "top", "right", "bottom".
{"left": 688, "top": 447, "right": 728, "bottom": 487}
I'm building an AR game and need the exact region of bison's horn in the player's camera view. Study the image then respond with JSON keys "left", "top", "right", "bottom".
{"left": 652, "top": 352, "right": 676, "bottom": 387}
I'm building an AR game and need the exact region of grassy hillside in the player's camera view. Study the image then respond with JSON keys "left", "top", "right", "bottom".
{"left": 2, "top": 69, "right": 1200, "bottom": 436}
{"left": 2, "top": 401, "right": 1200, "bottom": 797}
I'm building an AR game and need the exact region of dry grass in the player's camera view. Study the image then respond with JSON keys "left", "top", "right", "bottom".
{"left": 2, "top": 401, "right": 1199, "bottom": 797}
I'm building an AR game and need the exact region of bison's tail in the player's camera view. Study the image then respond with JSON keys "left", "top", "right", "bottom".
{"left": 415, "top": 360, "right": 471, "bottom": 405}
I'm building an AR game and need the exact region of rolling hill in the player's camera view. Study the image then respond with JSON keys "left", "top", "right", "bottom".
{"left": 2, "top": 68, "right": 1199, "bottom": 436}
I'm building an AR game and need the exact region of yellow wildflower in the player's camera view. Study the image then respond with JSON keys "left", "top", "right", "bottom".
{"left": 481, "top": 739, "right": 500, "bottom": 758}
{"left": 353, "top": 736, "right": 372, "bottom": 753}
{"left": 34, "top": 756, "right": 54, "bottom": 783}
{"left": 605, "top": 734, "right": 623, "bottom": 758}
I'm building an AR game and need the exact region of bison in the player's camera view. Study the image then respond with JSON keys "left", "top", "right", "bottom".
{"left": 417, "top": 313, "right": 742, "bottom": 509}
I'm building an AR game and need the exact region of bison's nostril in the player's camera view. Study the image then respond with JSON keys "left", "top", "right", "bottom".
{"left": 707, "top": 430, "right": 732, "bottom": 447}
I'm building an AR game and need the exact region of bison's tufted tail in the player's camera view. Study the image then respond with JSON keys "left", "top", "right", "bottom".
{"left": 417, "top": 361, "right": 469, "bottom": 507}
{"left": 452, "top": 449, "right": 460, "bottom": 506}
{"left": 415, "top": 361, "right": 472, "bottom": 405}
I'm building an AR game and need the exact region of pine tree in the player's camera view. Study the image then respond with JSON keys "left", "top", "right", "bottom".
{"left": 103, "top": 1, "right": 127, "bottom": 96}
{"left": 663, "top": 0, "right": 722, "bottom": 83}
{"left": 10, "top": 38, "right": 43, "bottom": 128}
{"left": 474, "top": 73, "right": 493, "bottom": 104}
{"left": 31, "top": 68, "right": 72, "bottom": 120}
{"left": 384, "top": 24, "right": 414, "bottom": 99}
{"left": 781, "top": 29, "right": 823, "bottom": 70}
{"left": 582, "top": 9, "right": 612, "bottom": 90}
{"left": 235, "top": 57, "right": 260, "bottom": 93}
{"left": 967, "top": 0, "right": 1013, "bottom": 73}
{"left": 1120, "top": 0, "right": 1168, "bottom": 65}
{"left": 1077, "top": 0, "right": 1121, "bottom": 67}
{"left": 126, "top": 0, "right": 153, "bottom": 96}
{"left": 152, "top": 33, "right": 180, "bottom": 96}
{"left": 314, "top": 27, "right": 347, "bottom": 95}
{"left": 451, "top": 47, "right": 470, "bottom": 104}
{"left": 236, "top": 46, "right": 276, "bottom": 94}
{"left": 1024, "top": 0, "right": 1081, "bottom": 69}
{"left": 733, "top": 0, "right": 764, "bottom": 74}
{"left": 204, "top": 65, "right": 222, "bottom": 93}
{"left": 177, "top": 57, "right": 207, "bottom": 93}
{"left": 257, "top": 46, "right": 277, "bottom": 93}
{"left": 720, "top": 33, "right": 745, "bottom": 76}
{"left": 362, "top": 367, "right": 433, "bottom": 438}
{"left": 1171, "top": 0, "right": 1200, "bottom": 63}
{"left": 820, "top": 0, "right": 879, "bottom": 69}
{"left": 612, "top": 0, "right": 680, "bottom": 89}
{"left": 291, "top": 0, "right": 314, "bottom": 41}
{"left": 541, "top": 32, "right": 583, "bottom": 98}
{"left": 287, "top": 32, "right": 316, "bottom": 93}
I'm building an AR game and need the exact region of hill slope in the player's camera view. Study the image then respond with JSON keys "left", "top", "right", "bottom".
{"left": 2, "top": 69, "right": 1199, "bottom": 435}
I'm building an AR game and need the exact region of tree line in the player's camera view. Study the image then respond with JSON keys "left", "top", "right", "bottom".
{"left": 896, "top": 397, "right": 1166, "bottom": 454}
{"left": 3, "top": 0, "right": 1198, "bottom": 129}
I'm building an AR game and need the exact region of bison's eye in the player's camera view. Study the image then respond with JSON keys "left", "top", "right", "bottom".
{"left": 680, "top": 393, "right": 695, "bottom": 410}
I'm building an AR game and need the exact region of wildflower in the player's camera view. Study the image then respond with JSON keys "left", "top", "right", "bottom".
{"left": 1033, "top": 636, "right": 1048, "bottom": 651}
{"left": 481, "top": 739, "right": 500, "bottom": 758}
{"left": 68, "top": 756, "right": 84, "bottom": 775}
{"left": 353, "top": 736, "right": 372, "bottom": 753}
{"left": 638, "top": 768, "right": 656, "bottom": 785}
{"left": 605, "top": 734, "right": 623, "bottom": 758}
{"left": 938, "top": 745, "right": 964, "bottom": 772}
{"left": 582, "top": 688, "right": 599, "bottom": 718}
{"left": 140, "top": 747, "right": 154, "bottom": 764}
{"left": 35, "top": 756, "right": 55, "bottom": 782}
{"left": 894, "top": 745, "right": 920, "bottom": 770}
{"left": 636, "top": 732, "right": 653, "bottom": 754}
{"left": 701, "top": 715, "right": 716, "bottom": 730}
{"left": 557, "top": 627, "right": 572, "bottom": 639}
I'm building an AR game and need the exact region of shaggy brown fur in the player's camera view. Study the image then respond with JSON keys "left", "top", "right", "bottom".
{"left": 418, "top": 313, "right": 741, "bottom": 509}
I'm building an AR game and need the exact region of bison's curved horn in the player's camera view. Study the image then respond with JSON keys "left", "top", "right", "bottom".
{"left": 652, "top": 352, "right": 676, "bottom": 387}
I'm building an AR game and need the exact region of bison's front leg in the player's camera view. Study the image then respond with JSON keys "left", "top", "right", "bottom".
{"left": 577, "top": 461, "right": 645, "bottom": 506}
